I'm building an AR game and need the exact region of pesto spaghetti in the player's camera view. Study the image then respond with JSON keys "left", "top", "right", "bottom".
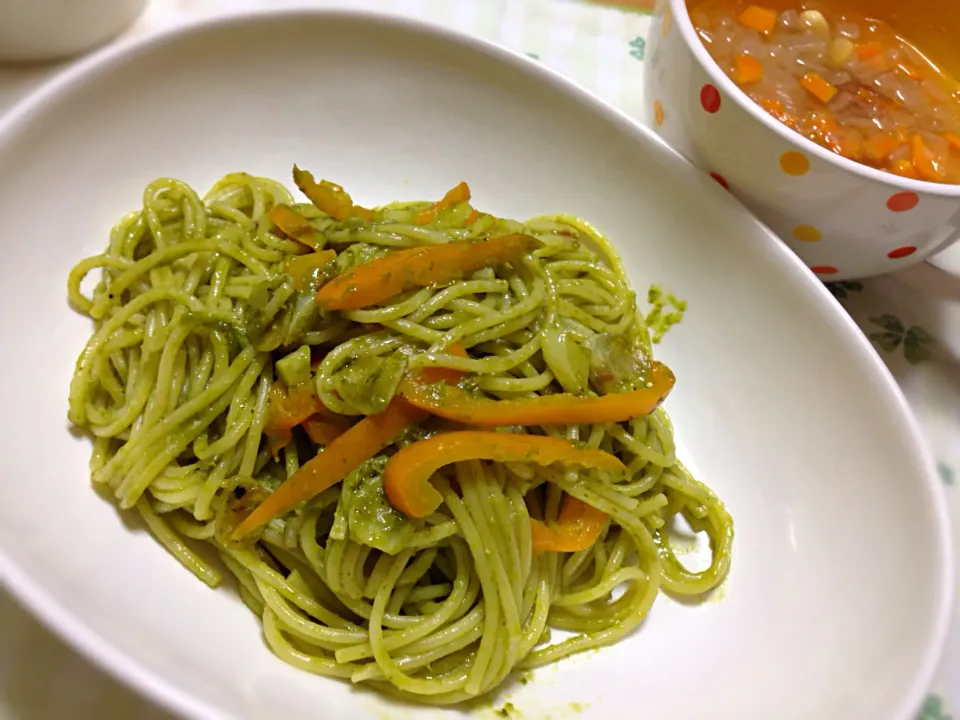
{"left": 67, "top": 170, "right": 733, "bottom": 704}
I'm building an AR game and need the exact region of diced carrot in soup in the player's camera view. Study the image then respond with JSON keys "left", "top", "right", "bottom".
{"left": 856, "top": 42, "right": 882, "bottom": 60}
{"left": 690, "top": 0, "right": 960, "bottom": 184}
{"left": 891, "top": 159, "right": 919, "bottom": 179}
{"left": 800, "top": 72, "right": 838, "bottom": 104}
{"left": 835, "top": 129, "right": 864, "bottom": 161}
{"left": 737, "top": 5, "right": 777, "bottom": 33}
{"left": 734, "top": 54, "right": 764, "bottom": 83}
{"left": 863, "top": 134, "right": 901, "bottom": 161}
{"left": 755, "top": 96, "right": 799, "bottom": 128}
{"left": 911, "top": 135, "right": 947, "bottom": 181}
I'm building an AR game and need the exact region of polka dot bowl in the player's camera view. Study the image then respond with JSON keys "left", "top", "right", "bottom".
{"left": 644, "top": 0, "right": 960, "bottom": 281}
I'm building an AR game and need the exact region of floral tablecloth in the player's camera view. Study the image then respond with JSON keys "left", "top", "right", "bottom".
{"left": 0, "top": 0, "right": 956, "bottom": 717}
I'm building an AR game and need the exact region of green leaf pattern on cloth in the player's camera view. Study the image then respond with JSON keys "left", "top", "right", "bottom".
{"left": 918, "top": 694, "right": 952, "bottom": 720}
{"left": 868, "top": 314, "right": 936, "bottom": 365}
{"left": 629, "top": 35, "right": 645, "bottom": 60}
{"left": 939, "top": 463, "right": 955, "bottom": 487}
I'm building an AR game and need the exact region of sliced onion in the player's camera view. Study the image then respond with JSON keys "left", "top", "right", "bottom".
{"left": 541, "top": 327, "right": 590, "bottom": 394}
{"left": 836, "top": 22, "right": 860, "bottom": 40}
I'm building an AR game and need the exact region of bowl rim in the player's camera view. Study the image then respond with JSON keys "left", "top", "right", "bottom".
{"left": 668, "top": 0, "right": 960, "bottom": 197}
{"left": 0, "top": 7, "right": 952, "bottom": 720}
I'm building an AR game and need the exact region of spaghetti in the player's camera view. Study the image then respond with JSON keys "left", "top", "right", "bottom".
{"left": 67, "top": 170, "right": 733, "bottom": 704}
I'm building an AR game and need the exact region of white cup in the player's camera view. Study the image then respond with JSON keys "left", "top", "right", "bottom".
{"left": 0, "top": 0, "right": 148, "bottom": 62}
{"left": 645, "top": 0, "right": 960, "bottom": 281}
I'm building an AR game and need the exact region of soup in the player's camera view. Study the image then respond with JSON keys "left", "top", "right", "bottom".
{"left": 689, "top": 0, "right": 960, "bottom": 184}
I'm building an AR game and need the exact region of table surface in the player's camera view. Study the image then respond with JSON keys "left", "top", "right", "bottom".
{"left": 0, "top": 1, "right": 957, "bottom": 718}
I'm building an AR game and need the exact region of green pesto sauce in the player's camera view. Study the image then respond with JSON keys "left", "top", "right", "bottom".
{"left": 332, "top": 354, "right": 407, "bottom": 415}
{"left": 645, "top": 284, "right": 687, "bottom": 345}
{"left": 330, "top": 456, "right": 415, "bottom": 555}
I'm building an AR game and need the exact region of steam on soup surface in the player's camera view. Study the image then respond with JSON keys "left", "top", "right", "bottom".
{"left": 690, "top": 0, "right": 960, "bottom": 184}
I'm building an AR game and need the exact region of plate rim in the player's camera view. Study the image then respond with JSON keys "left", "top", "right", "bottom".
{"left": 0, "top": 7, "right": 952, "bottom": 720}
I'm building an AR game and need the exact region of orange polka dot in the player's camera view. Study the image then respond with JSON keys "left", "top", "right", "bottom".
{"left": 662, "top": 5, "right": 673, "bottom": 36}
{"left": 810, "top": 265, "right": 839, "bottom": 275}
{"left": 887, "top": 192, "right": 919, "bottom": 212}
{"left": 780, "top": 151, "right": 810, "bottom": 176}
{"left": 792, "top": 225, "right": 822, "bottom": 242}
{"left": 653, "top": 99, "right": 664, "bottom": 126}
{"left": 887, "top": 245, "right": 917, "bottom": 259}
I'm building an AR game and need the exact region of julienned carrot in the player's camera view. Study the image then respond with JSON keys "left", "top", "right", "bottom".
{"left": 415, "top": 182, "right": 471, "bottom": 225}
{"left": 399, "top": 360, "right": 675, "bottom": 427}
{"left": 737, "top": 5, "right": 776, "bottom": 33}
{"left": 734, "top": 54, "right": 763, "bottom": 84}
{"left": 285, "top": 249, "right": 336, "bottom": 291}
{"left": 315, "top": 234, "right": 541, "bottom": 311}
{"left": 231, "top": 347, "right": 469, "bottom": 540}
{"left": 946, "top": 132, "right": 960, "bottom": 152}
{"left": 269, "top": 204, "right": 324, "bottom": 250}
{"left": 384, "top": 431, "right": 626, "bottom": 518}
{"left": 292, "top": 166, "right": 374, "bottom": 222}
{"left": 530, "top": 496, "right": 608, "bottom": 553}
{"left": 800, "top": 72, "right": 837, "bottom": 104}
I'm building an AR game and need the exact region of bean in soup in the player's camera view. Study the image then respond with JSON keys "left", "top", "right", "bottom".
{"left": 689, "top": 0, "right": 960, "bottom": 184}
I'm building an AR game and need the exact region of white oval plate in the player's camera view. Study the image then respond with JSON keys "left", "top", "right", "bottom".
{"left": 0, "top": 10, "right": 951, "bottom": 720}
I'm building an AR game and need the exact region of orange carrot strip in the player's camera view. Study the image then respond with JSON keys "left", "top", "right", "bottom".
{"left": 737, "top": 5, "right": 776, "bottom": 33}
{"left": 530, "top": 496, "right": 609, "bottom": 553}
{"left": 235, "top": 400, "right": 428, "bottom": 538}
{"left": 268, "top": 204, "right": 324, "bottom": 250}
{"left": 285, "top": 249, "right": 336, "bottom": 291}
{"left": 800, "top": 72, "right": 837, "bottom": 104}
{"left": 263, "top": 382, "right": 326, "bottom": 457}
{"left": 911, "top": 134, "right": 946, "bottom": 182}
{"left": 734, "top": 54, "right": 764, "bottom": 84}
{"left": 465, "top": 209, "right": 482, "bottom": 225}
{"left": 414, "top": 182, "right": 472, "bottom": 225}
{"left": 856, "top": 42, "right": 882, "bottom": 61}
{"left": 399, "top": 360, "right": 675, "bottom": 427}
{"left": 292, "top": 166, "right": 374, "bottom": 222}
{"left": 384, "top": 431, "right": 626, "bottom": 518}
{"left": 863, "top": 134, "right": 900, "bottom": 162}
{"left": 233, "top": 347, "right": 469, "bottom": 539}
{"left": 946, "top": 132, "right": 960, "bottom": 152}
{"left": 315, "top": 234, "right": 541, "bottom": 311}
{"left": 302, "top": 415, "right": 352, "bottom": 445}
